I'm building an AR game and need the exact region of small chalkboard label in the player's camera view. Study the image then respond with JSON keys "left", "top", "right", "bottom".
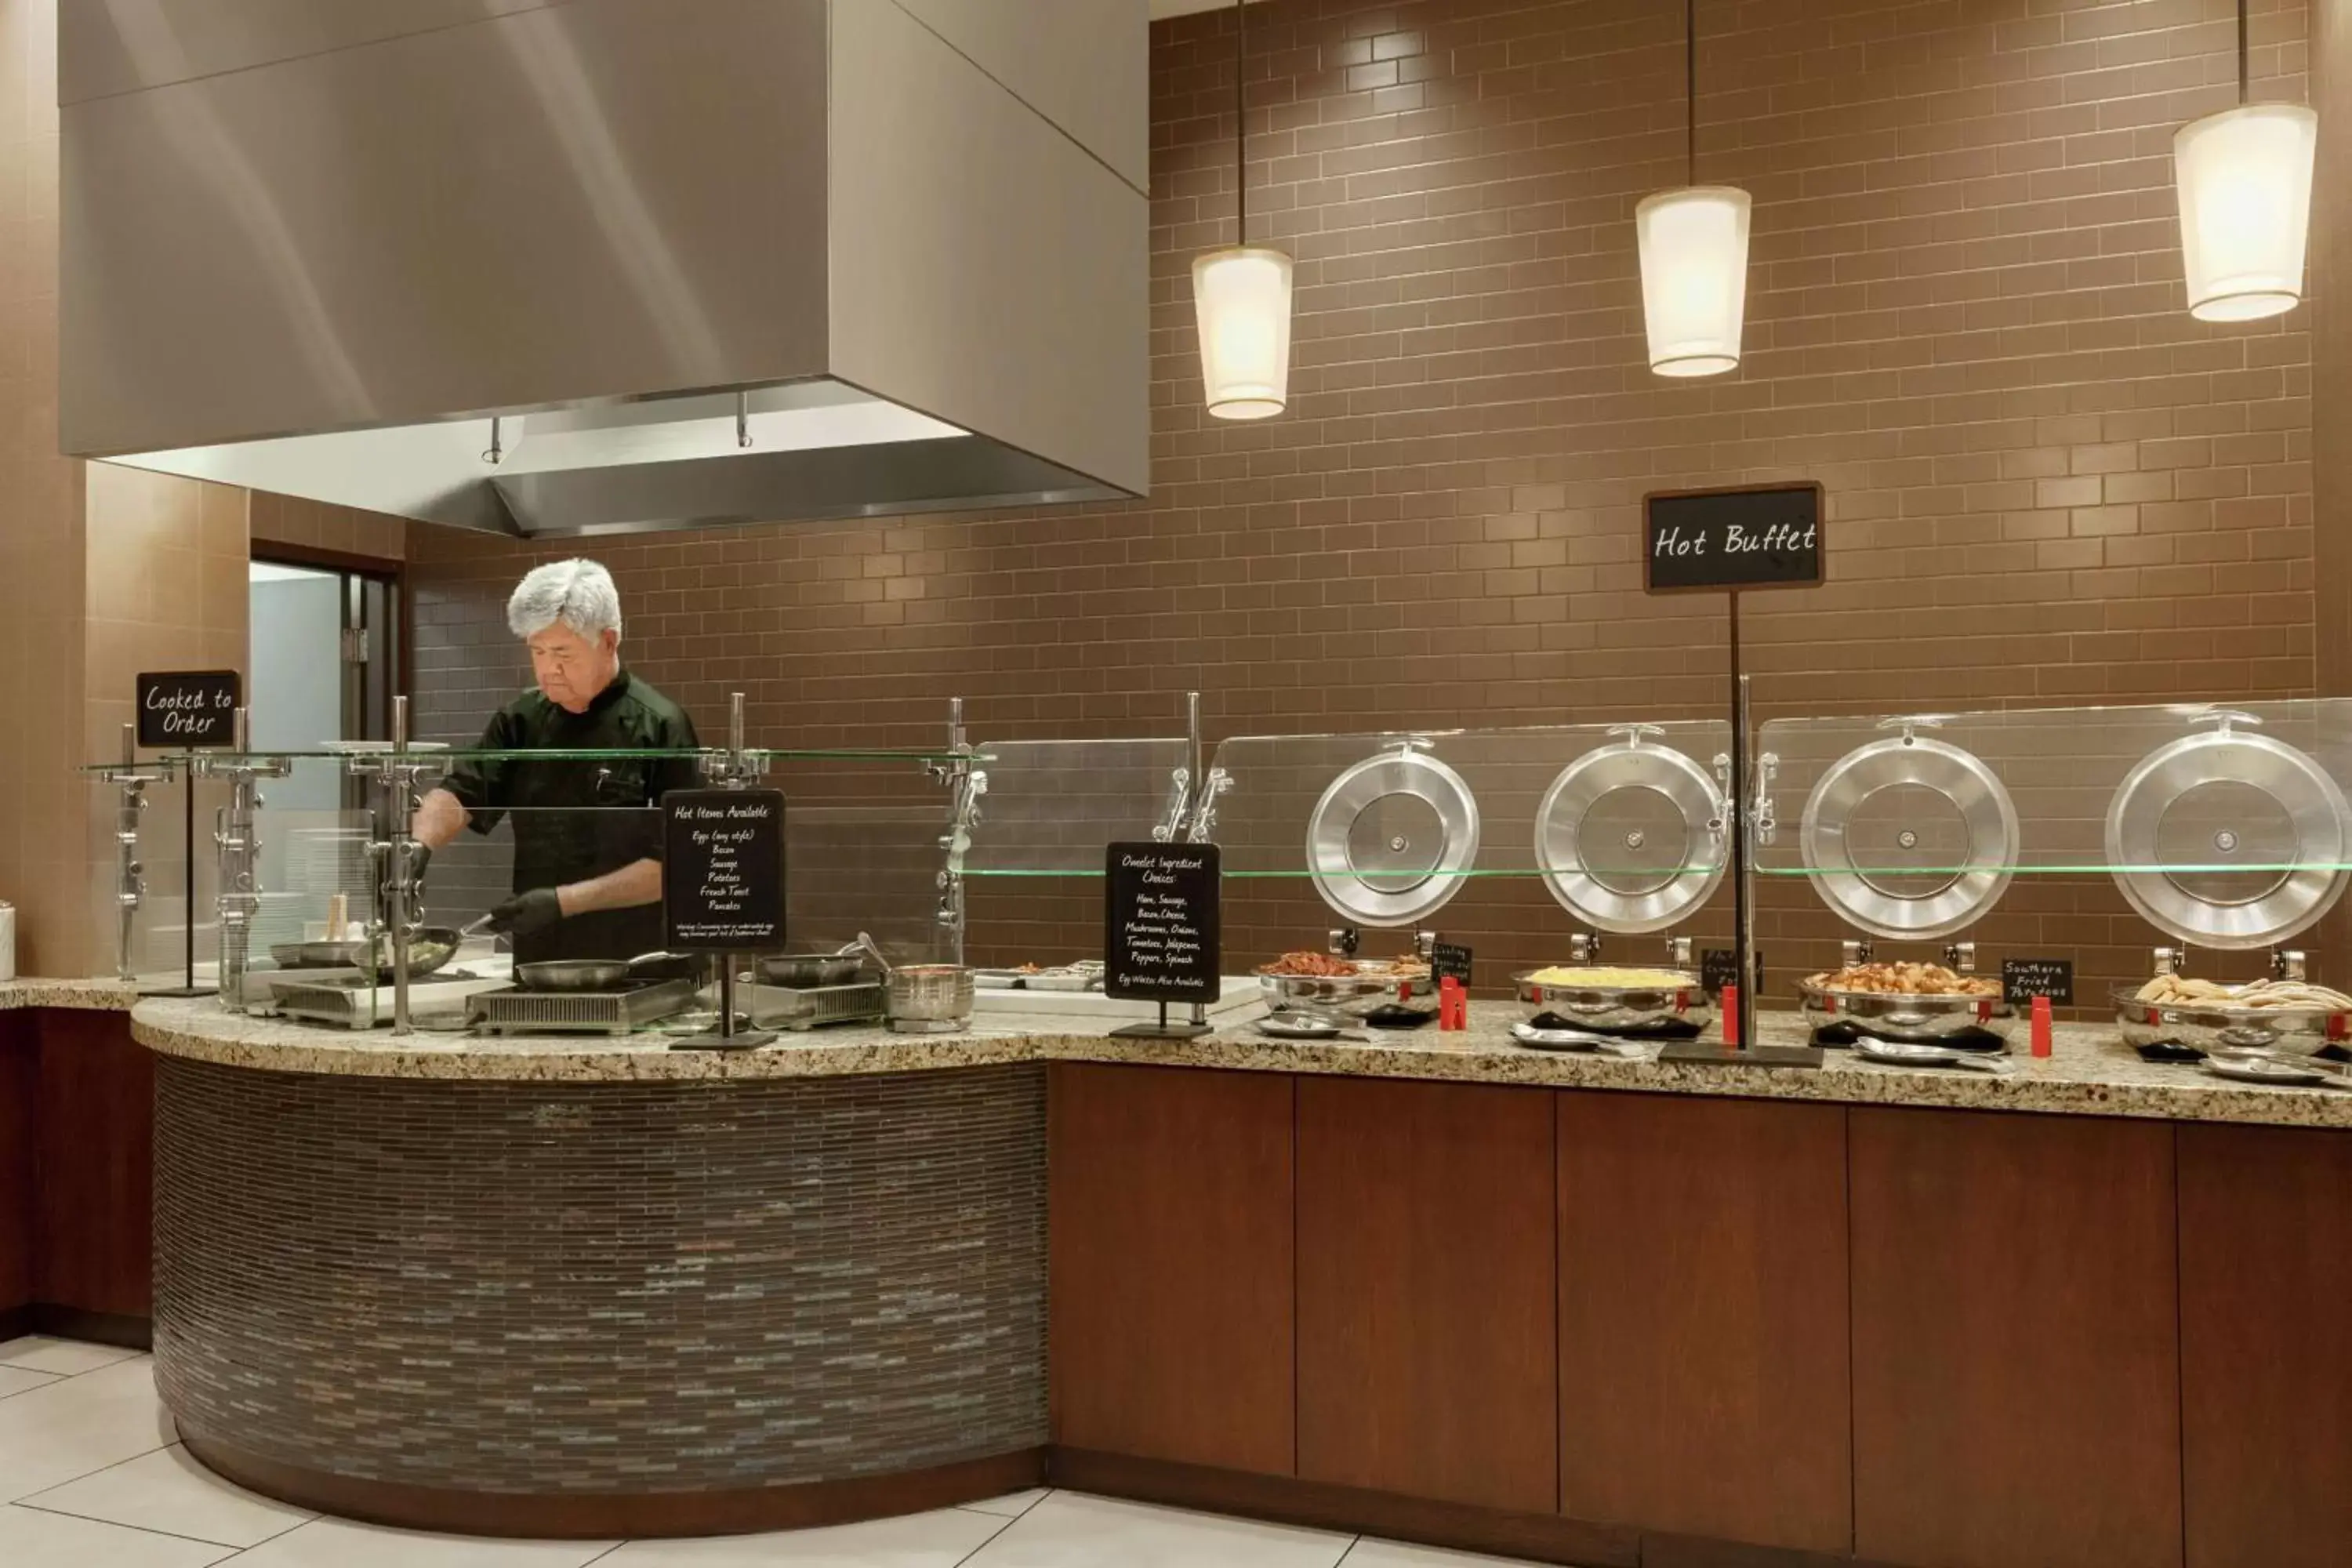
{"left": 1430, "top": 942, "right": 1473, "bottom": 987}
{"left": 1103, "top": 842, "right": 1221, "bottom": 1004}
{"left": 1644, "top": 483, "right": 1824, "bottom": 593}
{"left": 136, "top": 670, "right": 241, "bottom": 749}
{"left": 2002, "top": 957, "right": 2074, "bottom": 1007}
{"left": 1702, "top": 949, "right": 1739, "bottom": 994}
{"left": 662, "top": 788, "right": 786, "bottom": 952}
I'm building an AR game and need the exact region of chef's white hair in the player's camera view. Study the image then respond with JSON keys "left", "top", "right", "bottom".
{"left": 507, "top": 558, "right": 623, "bottom": 644}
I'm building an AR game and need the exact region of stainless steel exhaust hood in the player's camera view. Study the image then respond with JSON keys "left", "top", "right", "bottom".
{"left": 60, "top": 0, "right": 1148, "bottom": 536}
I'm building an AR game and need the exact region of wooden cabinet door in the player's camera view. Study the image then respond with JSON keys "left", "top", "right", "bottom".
{"left": 34, "top": 1011, "right": 153, "bottom": 1319}
{"left": 1850, "top": 1108, "right": 2180, "bottom": 1568}
{"left": 1048, "top": 1062, "right": 1295, "bottom": 1475}
{"left": 1557, "top": 1092, "right": 1850, "bottom": 1554}
{"left": 1295, "top": 1076, "right": 1556, "bottom": 1514}
{"left": 0, "top": 1014, "right": 33, "bottom": 1317}
{"left": 2178, "top": 1123, "right": 2352, "bottom": 1568}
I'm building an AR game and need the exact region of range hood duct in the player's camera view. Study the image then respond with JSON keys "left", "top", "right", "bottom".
{"left": 60, "top": 0, "right": 1148, "bottom": 536}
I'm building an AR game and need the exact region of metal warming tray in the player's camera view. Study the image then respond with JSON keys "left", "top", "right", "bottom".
{"left": 1531, "top": 726, "right": 1726, "bottom": 934}
{"left": 1511, "top": 971, "right": 1715, "bottom": 1033}
{"left": 2103, "top": 710, "right": 2352, "bottom": 950}
{"left": 1258, "top": 963, "right": 1437, "bottom": 1019}
{"left": 466, "top": 978, "right": 697, "bottom": 1036}
{"left": 1800, "top": 718, "right": 2019, "bottom": 941}
{"left": 724, "top": 980, "right": 886, "bottom": 1032}
{"left": 1305, "top": 743, "right": 1481, "bottom": 927}
{"left": 1798, "top": 980, "right": 2018, "bottom": 1045}
{"left": 2110, "top": 982, "right": 2350, "bottom": 1060}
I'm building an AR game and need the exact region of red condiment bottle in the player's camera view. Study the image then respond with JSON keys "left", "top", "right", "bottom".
{"left": 2031, "top": 994, "right": 2053, "bottom": 1058}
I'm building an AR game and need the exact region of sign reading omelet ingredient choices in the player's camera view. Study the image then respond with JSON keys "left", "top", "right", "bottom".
{"left": 1103, "top": 843, "right": 1221, "bottom": 1004}
{"left": 662, "top": 789, "right": 786, "bottom": 952}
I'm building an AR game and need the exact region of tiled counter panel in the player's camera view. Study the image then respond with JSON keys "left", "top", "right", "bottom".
{"left": 151, "top": 1054, "right": 1047, "bottom": 1530}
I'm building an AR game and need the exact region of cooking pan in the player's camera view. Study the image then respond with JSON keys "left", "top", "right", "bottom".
{"left": 757, "top": 941, "right": 869, "bottom": 988}
{"left": 514, "top": 951, "right": 691, "bottom": 993}
{"left": 270, "top": 925, "right": 463, "bottom": 981}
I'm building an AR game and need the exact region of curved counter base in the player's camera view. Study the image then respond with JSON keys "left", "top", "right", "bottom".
{"left": 153, "top": 1054, "right": 1047, "bottom": 1537}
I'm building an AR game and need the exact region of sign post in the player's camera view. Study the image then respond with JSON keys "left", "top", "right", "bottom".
{"left": 1102, "top": 841, "right": 1221, "bottom": 1040}
{"left": 134, "top": 670, "right": 243, "bottom": 996}
{"left": 1640, "top": 483, "right": 1823, "bottom": 1068}
{"left": 662, "top": 786, "right": 786, "bottom": 1050}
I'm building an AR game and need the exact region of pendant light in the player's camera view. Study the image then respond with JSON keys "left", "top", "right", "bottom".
{"left": 1192, "top": 0, "right": 1292, "bottom": 419}
{"left": 1635, "top": 0, "right": 1751, "bottom": 377}
{"left": 2172, "top": 0, "right": 2318, "bottom": 322}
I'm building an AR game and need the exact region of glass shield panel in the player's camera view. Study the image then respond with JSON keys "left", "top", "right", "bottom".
{"left": 1203, "top": 724, "right": 1734, "bottom": 978}
{"left": 1755, "top": 699, "right": 2352, "bottom": 950}
{"left": 960, "top": 738, "right": 1189, "bottom": 974}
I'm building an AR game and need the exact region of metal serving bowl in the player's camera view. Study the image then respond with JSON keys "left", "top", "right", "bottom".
{"left": 1798, "top": 980, "right": 2019, "bottom": 1045}
{"left": 2110, "top": 982, "right": 2350, "bottom": 1060}
{"left": 1512, "top": 971, "right": 1714, "bottom": 1034}
{"left": 886, "top": 964, "right": 976, "bottom": 1033}
{"left": 1258, "top": 964, "right": 1436, "bottom": 1020}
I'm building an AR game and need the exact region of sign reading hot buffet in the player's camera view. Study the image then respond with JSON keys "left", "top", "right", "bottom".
{"left": 135, "top": 670, "right": 241, "bottom": 749}
{"left": 1102, "top": 842, "right": 1221, "bottom": 1004}
{"left": 662, "top": 788, "right": 786, "bottom": 952}
{"left": 1642, "top": 481, "right": 1824, "bottom": 593}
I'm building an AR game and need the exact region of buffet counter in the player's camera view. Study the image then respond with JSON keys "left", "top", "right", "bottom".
{"left": 0, "top": 976, "right": 136, "bottom": 1011}
{"left": 129, "top": 999, "right": 2352, "bottom": 1566}
{"left": 132, "top": 995, "right": 2352, "bottom": 1127}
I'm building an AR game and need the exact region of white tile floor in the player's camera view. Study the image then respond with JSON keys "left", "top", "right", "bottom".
{"left": 0, "top": 1338, "right": 1548, "bottom": 1568}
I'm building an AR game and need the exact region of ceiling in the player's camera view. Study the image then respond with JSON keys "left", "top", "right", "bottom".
{"left": 1149, "top": 0, "right": 1265, "bottom": 18}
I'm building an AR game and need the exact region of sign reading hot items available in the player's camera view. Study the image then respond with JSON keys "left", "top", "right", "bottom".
{"left": 1103, "top": 842, "right": 1221, "bottom": 1004}
{"left": 1643, "top": 482, "right": 1824, "bottom": 593}
{"left": 662, "top": 789, "right": 786, "bottom": 952}
{"left": 136, "top": 670, "right": 241, "bottom": 749}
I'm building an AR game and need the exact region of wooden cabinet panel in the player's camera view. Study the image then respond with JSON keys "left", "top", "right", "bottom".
{"left": 1556, "top": 1092, "right": 1850, "bottom": 1555}
{"left": 34, "top": 1011, "right": 153, "bottom": 1318}
{"left": 2178, "top": 1123, "right": 2352, "bottom": 1568}
{"left": 1295, "top": 1076, "right": 1556, "bottom": 1515}
{"left": 1048, "top": 1062, "right": 1294, "bottom": 1474}
{"left": 0, "top": 1014, "right": 33, "bottom": 1316}
{"left": 1851, "top": 1108, "right": 2180, "bottom": 1568}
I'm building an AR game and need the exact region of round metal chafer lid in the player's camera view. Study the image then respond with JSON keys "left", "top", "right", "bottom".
{"left": 2103, "top": 709, "right": 2350, "bottom": 950}
{"left": 1304, "top": 742, "right": 1482, "bottom": 928}
{"left": 1800, "top": 717, "right": 2019, "bottom": 941}
{"left": 1532, "top": 724, "right": 1727, "bottom": 934}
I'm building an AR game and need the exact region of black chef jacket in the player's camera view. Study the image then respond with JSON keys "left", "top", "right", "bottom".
{"left": 440, "top": 670, "right": 702, "bottom": 964}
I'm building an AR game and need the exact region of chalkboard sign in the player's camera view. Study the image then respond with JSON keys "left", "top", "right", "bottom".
{"left": 2002, "top": 957, "right": 2074, "bottom": 1007}
{"left": 1702, "top": 948, "right": 1739, "bottom": 994}
{"left": 1103, "top": 842, "right": 1221, "bottom": 1004}
{"left": 1643, "top": 482, "right": 1824, "bottom": 593}
{"left": 136, "top": 670, "right": 241, "bottom": 749}
{"left": 661, "top": 789, "right": 786, "bottom": 952}
{"left": 1430, "top": 942, "right": 1473, "bottom": 987}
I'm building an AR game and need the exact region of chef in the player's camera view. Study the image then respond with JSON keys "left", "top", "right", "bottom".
{"left": 410, "top": 559, "right": 702, "bottom": 964}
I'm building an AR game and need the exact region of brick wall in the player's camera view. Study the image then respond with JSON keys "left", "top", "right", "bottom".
{"left": 409, "top": 0, "right": 2327, "bottom": 1003}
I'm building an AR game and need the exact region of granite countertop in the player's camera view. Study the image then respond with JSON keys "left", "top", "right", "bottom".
{"left": 128, "top": 995, "right": 2352, "bottom": 1129}
{"left": 0, "top": 976, "right": 139, "bottom": 1011}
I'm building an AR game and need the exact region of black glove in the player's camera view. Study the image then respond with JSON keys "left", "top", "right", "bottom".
{"left": 488, "top": 887, "right": 565, "bottom": 938}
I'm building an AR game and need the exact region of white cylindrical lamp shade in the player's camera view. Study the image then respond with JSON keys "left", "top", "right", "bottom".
{"left": 2173, "top": 102, "right": 2318, "bottom": 322}
{"left": 1192, "top": 245, "right": 1294, "bottom": 419}
{"left": 1635, "top": 185, "right": 1752, "bottom": 378}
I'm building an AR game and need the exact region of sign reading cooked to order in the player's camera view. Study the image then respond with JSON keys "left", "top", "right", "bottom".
{"left": 135, "top": 670, "right": 241, "bottom": 749}
{"left": 662, "top": 788, "right": 786, "bottom": 952}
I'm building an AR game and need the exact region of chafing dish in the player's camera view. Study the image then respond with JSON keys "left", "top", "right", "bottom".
{"left": 1511, "top": 970, "right": 1713, "bottom": 1034}
{"left": 1258, "top": 962, "right": 1436, "bottom": 1019}
{"left": 2110, "top": 981, "right": 2350, "bottom": 1061}
{"left": 1798, "top": 979, "right": 2018, "bottom": 1045}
